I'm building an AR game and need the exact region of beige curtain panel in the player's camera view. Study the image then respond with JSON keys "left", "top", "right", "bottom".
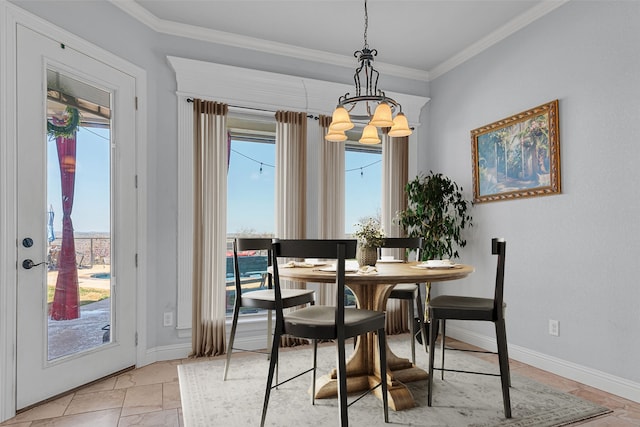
{"left": 382, "top": 132, "right": 410, "bottom": 334}
{"left": 191, "top": 99, "right": 228, "bottom": 357}
{"left": 317, "top": 115, "right": 345, "bottom": 240}
{"left": 316, "top": 115, "right": 345, "bottom": 306}
{"left": 275, "top": 110, "right": 308, "bottom": 239}
{"left": 275, "top": 110, "right": 309, "bottom": 346}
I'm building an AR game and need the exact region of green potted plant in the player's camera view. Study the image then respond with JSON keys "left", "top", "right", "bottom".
{"left": 397, "top": 171, "right": 473, "bottom": 341}
{"left": 397, "top": 171, "right": 472, "bottom": 261}
{"left": 353, "top": 217, "right": 385, "bottom": 266}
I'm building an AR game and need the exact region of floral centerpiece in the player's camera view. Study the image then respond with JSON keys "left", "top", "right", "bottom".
{"left": 353, "top": 218, "right": 385, "bottom": 266}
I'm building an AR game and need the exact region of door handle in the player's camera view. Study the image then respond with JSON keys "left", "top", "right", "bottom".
{"left": 22, "top": 259, "right": 47, "bottom": 269}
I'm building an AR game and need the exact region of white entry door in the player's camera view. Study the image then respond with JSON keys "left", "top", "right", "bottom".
{"left": 16, "top": 25, "right": 137, "bottom": 409}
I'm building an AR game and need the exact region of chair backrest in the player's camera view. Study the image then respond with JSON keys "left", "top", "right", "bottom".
{"left": 492, "top": 238, "right": 507, "bottom": 319}
{"left": 233, "top": 238, "right": 273, "bottom": 296}
{"left": 271, "top": 239, "right": 357, "bottom": 329}
{"left": 379, "top": 237, "right": 423, "bottom": 261}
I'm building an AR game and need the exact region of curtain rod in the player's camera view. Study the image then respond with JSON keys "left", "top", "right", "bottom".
{"left": 186, "top": 98, "right": 318, "bottom": 120}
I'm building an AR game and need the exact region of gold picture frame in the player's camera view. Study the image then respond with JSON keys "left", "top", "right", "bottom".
{"left": 471, "top": 100, "right": 561, "bottom": 203}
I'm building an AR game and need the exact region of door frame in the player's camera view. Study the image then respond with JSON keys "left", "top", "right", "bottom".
{"left": 0, "top": 1, "right": 148, "bottom": 421}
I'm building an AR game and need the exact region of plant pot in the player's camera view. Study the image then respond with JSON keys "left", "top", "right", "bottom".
{"left": 356, "top": 244, "right": 377, "bottom": 267}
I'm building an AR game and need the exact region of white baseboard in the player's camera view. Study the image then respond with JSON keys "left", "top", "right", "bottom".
{"left": 143, "top": 335, "right": 267, "bottom": 365}
{"left": 141, "top": 343, "right": 191, "bottom": 366}
{"left": 143, "top": 318, "right": 269, "bottom": 366}
{"left": 446, "top": 324, "right": 640, "bottom": 404}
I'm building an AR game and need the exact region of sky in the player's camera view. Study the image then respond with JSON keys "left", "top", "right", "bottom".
{"left": 344, "top": 149, "right": 382, "bottom": 232}
{"left": 48, "top": 134, "right": 381, "bottom": 236}
{"left": 47, "top": 127, "right": 111, "bottom": 234}
{"left": 227, "top": 139, "right": 381, "bottom": 235}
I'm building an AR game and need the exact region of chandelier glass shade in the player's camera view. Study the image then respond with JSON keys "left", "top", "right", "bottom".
{"left": 326, "top": 0, "right": 412, "bottom": 143}
{"left": 359, "top": 124, "right": 381, "bottom": 144}
{"left": 329, "top": 106, "right": 354, "bottom": 131}
{"left": 388, "top": 112, "right": 412, "bottom": 137}
{"left": 369, "top": 102, "right": 393, "bottom": 127}
{"left": 325, "top": 127, "right": 348, "bottom": 142}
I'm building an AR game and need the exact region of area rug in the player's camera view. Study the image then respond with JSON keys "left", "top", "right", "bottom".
{"left": 178, "top": 339, "right": 610, "bottom": 427}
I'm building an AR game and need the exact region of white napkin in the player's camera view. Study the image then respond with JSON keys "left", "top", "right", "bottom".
{"left": 281, "top": 261, "right": 313, "bottom": 268}
{"left": 357, "top": 266, "right": 378, "bottom": 275}
{"left": 422, "top": 259, "right": 455, "bottom": 268}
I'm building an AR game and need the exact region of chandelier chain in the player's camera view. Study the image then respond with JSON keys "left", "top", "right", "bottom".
{"left": 363, "top": 0, "right": 369, "bottom": 49}
{"left": 326, "top": 0, "right": 412, "bottom": 142}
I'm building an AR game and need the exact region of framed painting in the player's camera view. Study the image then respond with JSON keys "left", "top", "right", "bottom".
{"left": 471, "top": 100, "right": 560, "bottom": 203}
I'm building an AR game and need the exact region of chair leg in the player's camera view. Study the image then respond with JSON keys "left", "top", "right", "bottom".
{"left": 260, "top": 329, "right": 281, "bottom": 427}
{"left": 408, "top": 298, "right": 416, "bottom": 365}
{"left": 499, "top": 319, "right": 512, "bottom": 388}
{"left": 441, "top": 320, "right": 446, "bottom": 380}
{"left": 311, "top": 339, "right": 318, "bottom": 405}
{"left": 427, "top": 319, "right": 438, "bottom": 407}
{"left": 495, "top": 320, "right": 512, "bottom": 418}
{"left": 378, "top": 328, "right": 389, "bottom": 423}
{"left": 266, "top": 309, "right": 273, "bottom": 359}
{"left": 266, "top": 310, "right": 280, "bottom": 387}
{"left": 336, "top": 335, "right": 349, "bottom": 427}
{"left": 415, "top": 285, "right": 428, "bottom": 355}
{"left": 223, "top": 304, "right": 241, "bottom": 381}
{"left": 275, "top": 356, "right": 279, "bottom": 390}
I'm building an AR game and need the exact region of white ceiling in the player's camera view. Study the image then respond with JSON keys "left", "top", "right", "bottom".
{"left": 114, "top": 0, "right": 568, "bottom": 81}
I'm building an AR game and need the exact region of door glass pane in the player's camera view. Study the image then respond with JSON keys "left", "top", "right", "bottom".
{"left": 46, "top": 69, "right": 112, "bottom": 360}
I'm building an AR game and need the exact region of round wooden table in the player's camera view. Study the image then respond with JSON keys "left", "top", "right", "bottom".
{"left": 276, "top": 261, "right": 474, "bottom": 410}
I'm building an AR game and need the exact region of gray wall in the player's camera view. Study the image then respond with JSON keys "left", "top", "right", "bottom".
{"left": 427, "top": 0, "right": 640, "bottom": 383}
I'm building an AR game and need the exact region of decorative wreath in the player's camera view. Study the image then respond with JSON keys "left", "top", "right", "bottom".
{"left": 47, "top": 106, "right": 80, "bottom": 138}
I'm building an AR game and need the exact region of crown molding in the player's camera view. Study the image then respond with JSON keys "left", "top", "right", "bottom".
{"left": 429, "top": 0, "right": 570, "bottom": 80}
{"left": 110, "top": 0, "right": 428, "bottom": 82}
{"left": 113, "top": 0, "right": 567, "bottom": 83}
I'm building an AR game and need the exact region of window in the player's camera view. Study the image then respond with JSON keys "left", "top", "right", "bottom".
{"left": 344, "top": 143, "right": 381, "bottom": 306}
{"left": 345, "top": 144, "right": 382, "bottom": 235}
{"left": 227, "top": 139, "right": 275, "bottom": 237}
{"left": 226, "top": 116, "right": 276, "bottom": 315}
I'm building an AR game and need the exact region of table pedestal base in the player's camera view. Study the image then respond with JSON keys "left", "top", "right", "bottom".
{"left": 313, "top": 370, "right": 427, "bottom": 411}
{"left": 310, "top": 282, "right": 430, "bottom": 410}
{"left": 312, "top": 340, "right": 429, "bottom": 411}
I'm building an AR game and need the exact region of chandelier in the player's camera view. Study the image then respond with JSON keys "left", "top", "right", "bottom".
{"left": 325, "top": 0, "right": 412, "bottom": 144}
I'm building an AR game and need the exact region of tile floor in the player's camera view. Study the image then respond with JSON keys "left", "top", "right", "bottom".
{"left": 2, "top": 336, "right": 639, "bottom": 427}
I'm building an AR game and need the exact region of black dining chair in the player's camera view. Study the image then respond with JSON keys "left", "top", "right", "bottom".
{"left": 223, "top": 237, "right": 315, "bottom": 381}
{"left": 427, "top": 237, "right": 511, "bottom": 418}
{"left": 379, "top": 237, "right": 428, "bottom": 364}
{"left": 261, "top": 239, "right": 389, "bottom": 427}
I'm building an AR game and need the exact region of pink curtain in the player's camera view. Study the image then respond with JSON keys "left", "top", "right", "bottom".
{"left": 50, "top": 127, "right": 80, "bottom": 320}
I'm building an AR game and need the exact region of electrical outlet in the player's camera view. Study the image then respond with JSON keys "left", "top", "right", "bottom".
{"left": 548, "top": 319, "right": 559, "bottom": 336}
{"left": 163, "top": 311, "right": 173, "bottom": 327}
